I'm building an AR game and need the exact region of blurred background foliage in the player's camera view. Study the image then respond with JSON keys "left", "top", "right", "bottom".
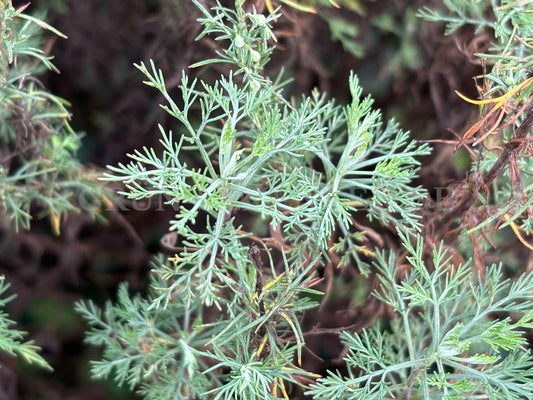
{"left": 2, "top": 0, "right": 488, "bottom": 398}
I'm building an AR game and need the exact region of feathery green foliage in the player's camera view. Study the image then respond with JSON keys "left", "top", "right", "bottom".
{"left": 76, "top": 0, "right": 430, "bottom": 398}
{"left": 309, "top": 232, "right": 533, "bottom": 399}
{"left": 0, "top": 276, "right": 51, "bottom": 370}
{"left": 0, "top": 0, "right": 107, "bottom": 232}
{"left": 0, "top": 0, "right": 112, "bottom": 374}
{"left": 76, "top": 1, "right": 533, "bottom": 399}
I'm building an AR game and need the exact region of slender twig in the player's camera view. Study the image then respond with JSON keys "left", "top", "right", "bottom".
{"left": 432, "top": 105, "right": 533, "bottom": 238}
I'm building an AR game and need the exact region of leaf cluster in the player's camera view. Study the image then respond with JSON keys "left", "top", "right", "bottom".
{"left": 0, "top": 276, "right": 51, "bottom": 370}
{"left": 78, "top": 0, "right": 430, "bottom": 398}
{"left": 309, "top": 233, "right": 533, "bottom": 399}
{"left": 0, "top": 0, "right": 108, "bottom": 232}
{"left": 76, "top": 1, "right": 533, "bottom": 400}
